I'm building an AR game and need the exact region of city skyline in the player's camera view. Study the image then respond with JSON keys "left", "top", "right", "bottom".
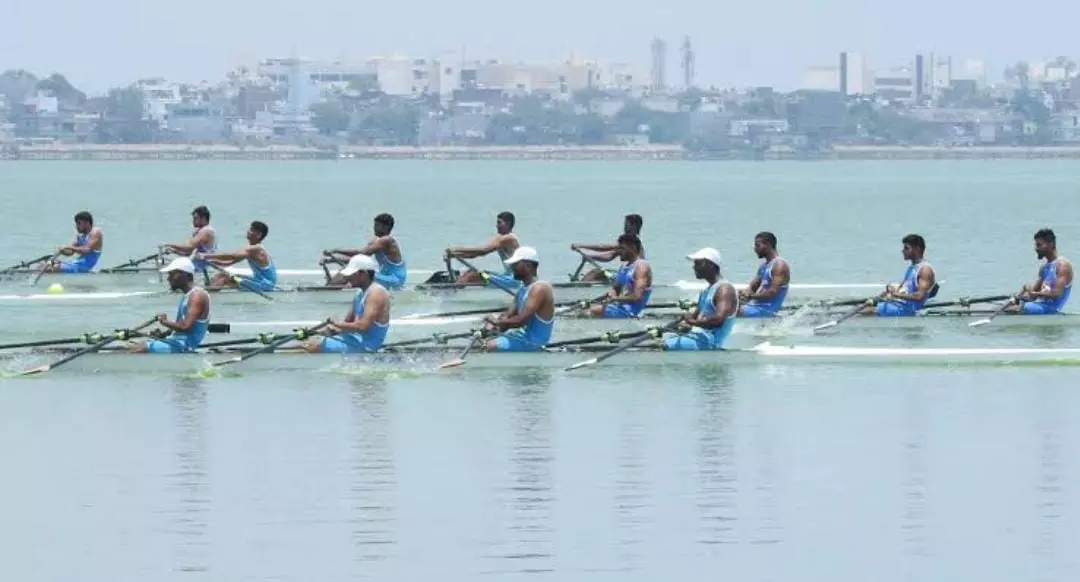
{"left": 5, "top": 0, "right": 1080, "bottom": 94}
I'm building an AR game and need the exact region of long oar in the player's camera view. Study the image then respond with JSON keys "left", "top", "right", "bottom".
{"left": 452, "top": 257, "right": 516, "bottom": 296}
{"left": 17, "top": 317, "right": 158, "bottom": 376}
{"left": 0, "top": 322, "right": 229, "bottom": 352}
{"left": 437, "top": 329, "right": 488, "bottom": 369}
{"left": 544, "top": 328, "right": 650, "bottom": 350}
{"left": 212, "top": 320, "right": 332, "bottom": 367}
{"left": 382, "top": 331, "right": 476, "bottom": 350}
{"left": 564, "top": 318, "right": 683, "bottom": 372}
{"left": 924, "top": 294, "right": 1011, "bottom": 310}
{"left": 968, "top": 297, "right": 1019, "bottom": 328}
{"left": 104, "top": 252, "right": 162, "bottom": 272}
{"left": 205, "top": 262, "right": 275, "bottom": 301}
{"left": 29, "top": 252, "right": 62, "bottom": 286}
{"left": 812, "top": 292, "right": 886, "bottom": 333}
{"left": 403, "top": 293, "right": 610, "bottom": 321}
{"left": 1, "top": 254, "right": 54, "bottom": 274}
{"left": 573, "top": 249, "right": 615, "bottom": 281}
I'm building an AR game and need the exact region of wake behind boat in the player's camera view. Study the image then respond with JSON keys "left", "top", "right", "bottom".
{"left": 4, "top": 342, "right": 1080, "bottom": 376}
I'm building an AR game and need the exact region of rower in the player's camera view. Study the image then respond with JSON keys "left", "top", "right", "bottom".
{"left": 738, "top": 231, "right": 790, "bottom": 318}
{"left": 321, "top": 213, "right": 407, "bottom": 290}
{"left": 129, "top": 257, "right": 210, "bottom": 353}
{"left": 303, "top": 254, "right": 391, "bottom": 353}
{"left": 663, "top": 248, "right": 738, "bottom": 350}
{"left": 44, "top": 211, "right": 103, "bottom": 273}
{"left": 445, "top": 211, "right": 521, "bottom": 289}
{"left": 583, "top": 234, "right": 652, "bottom": 318}
{"left": 162, "top": 205, "right": 217, "bottom": 280}
{"left": 570, "top": 213, "right": 644, "bottom": 282}
{"left": 198, "top": 220, "right": 277, "bottom": 292}
{"left": 482, "top": 247, "right": 555, "bottom": 352}
{"left": 865, "top": 234, "right": 937, "bottom": 317}
{"left": 1010, "top": 228, "right": 1073, "bottom": 314}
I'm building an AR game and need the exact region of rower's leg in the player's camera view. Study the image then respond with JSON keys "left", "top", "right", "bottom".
{"left": 456, "top": 270, "right": 485, "bottom": 285}
{"left": 211, "top": 272, "right": 233, "bottom": 287}
{"left": 587, "top": 303, "right": 606, "bottom": 317}
{"left": 581, "top": 268, "right": 611, "bottom": 283}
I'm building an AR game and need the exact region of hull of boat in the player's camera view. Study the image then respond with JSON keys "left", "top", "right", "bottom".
{"left": 5, "top": 343, "right": 1080, "bottom": 376}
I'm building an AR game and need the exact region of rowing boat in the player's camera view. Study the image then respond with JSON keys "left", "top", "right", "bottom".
{"left": 554, "top": 309, "right": 1080, "bottom": 329}
{"left": 4, "top": 342, "right": 1080, "bottom": 376}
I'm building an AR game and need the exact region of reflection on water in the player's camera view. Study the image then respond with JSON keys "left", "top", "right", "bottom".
{"left": 901, "top": 386, "right": 928, "bottom": 575}
{"left": 694, "top": 366, "right": 738, "bottom": 546}
{"left": 348, "top": 379, "right": 398, "bottom": 569}
{"left": 166, "top": 377, "right": 210, "bottom": 574}
{"left": 1035, "top": 386, "right": 1063, "bottom": 582}
{"left": 613, "top": 380, "right": 650, "bottom": 570}
{"left": 486, "top": 374, "right": 555, "bottom": 575}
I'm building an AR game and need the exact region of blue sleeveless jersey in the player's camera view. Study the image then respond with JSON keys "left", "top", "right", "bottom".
{"left": 664, "top": 280, "right": 737, "bottom": 350}
{"left": 244, "top": 247, "right": 277, "bottom": 291}
{"left": 65, "top": 232, "right": 101, "bottom": 272}
{"left": 897, "top": 262, "right": 932, "bottom": 309}
{"left": 747, "top": 257, "right": 788, "bottom": 312}
{"left": 191, "top": 226, "right": 216, "bottom": 273}
{"left": 320, "top": 286, "right": 390, "bottom": 353}
{"left": 1032, "top": 258, "right": 1072, "bottom": 312}
{"left": 493, "top": 282, "right": 554, "bottom": 351}
{"left": 614, "top": 259, "right": 652, "bottom": 315}
{"left": 374, "top": 240, "right": 407, "bottom": 290}
{"left": 168, "top": 289, "right": 209, "bottom": 351}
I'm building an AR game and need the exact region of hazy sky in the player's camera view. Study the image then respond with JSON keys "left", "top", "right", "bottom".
{"left": 5, "top": 0, "right": 1079, "bottom": 94}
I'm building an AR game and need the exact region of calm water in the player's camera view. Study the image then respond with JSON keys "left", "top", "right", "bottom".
{"left": 2, "top": 160, "right": 1080, "bottom": 581}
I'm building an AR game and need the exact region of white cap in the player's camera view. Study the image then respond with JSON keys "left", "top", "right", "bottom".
{"left": 339, "top": 253, "right": 379, "bottom": 276}
{"left": 160, "top": 257, "right": 195, "bottom": 274}
{"left": 504, "top": 246, "right": 540, "bottom": 265}
{"left": 686, "top": 247, "right": 722, "bottom": 268}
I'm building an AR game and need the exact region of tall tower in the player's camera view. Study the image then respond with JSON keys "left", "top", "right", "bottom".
{"left": 650, "top": 38, "right": 667, "bottom": 92}
{"left": 681, "top": 36, "right": 695, "bottom": 89}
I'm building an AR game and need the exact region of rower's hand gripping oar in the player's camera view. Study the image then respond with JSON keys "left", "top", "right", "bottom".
{"left": 968, "top": 296, "right": 1019, "bottom": 328}
{"left": 212, "top": 319, "right": 332, "bottom": 367}
{"left": 29, "top": 252, "right": 61, "bottom": 286}
{"left": 564, "top": 317, "right": 683, "bottom": 372}
{"left": 450, "top": 256, "right": 516, "bottom": 297}
{"left": 16, "top": 317, "right": 159, "bottom": 376}
{"left": 572, "top": 249, "right": 615, "bottom": 282}
{"left": 204, "top": 262, "right": 275, "bottom": 301}
{"left": 812, "top": 291, "right": 886, "bottom": 333}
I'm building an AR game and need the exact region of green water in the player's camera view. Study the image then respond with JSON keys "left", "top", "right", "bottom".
{"left": 1, "top": 160, "right": 1079, "bottom": 581}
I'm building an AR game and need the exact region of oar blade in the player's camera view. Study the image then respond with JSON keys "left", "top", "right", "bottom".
{"left": 563, "top": 358, "right": 598, "bottom": 372}
{"left": 968, "top": 318, "right": 992, "bottom": 328}
{"left": 16, "top": 365, "right": 50, "bottom": 377}
{"left": 812, "top": 321, "right": 838, "bottom": 332}
{"left": 437, "top": 358, "right": 467, "bottom": 369}
{"left": 211, "top": 356, "right": 244, "bottom": 367}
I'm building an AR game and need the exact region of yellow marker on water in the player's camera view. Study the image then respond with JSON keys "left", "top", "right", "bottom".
{"left": 46, "top": 283, "right": 64, "bottom": 295}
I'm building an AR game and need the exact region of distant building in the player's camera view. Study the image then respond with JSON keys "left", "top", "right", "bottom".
{"left": 651, "top": 38, "right": 667, "bottom": 92}
{"left": 874, "top": 66, "right": 915, "bottom": 102}
{"left": 802, "top": 66, "right": 840, "bottom": 91}
{"left": 839, "top": 52, "right": 870, "bottom": 95}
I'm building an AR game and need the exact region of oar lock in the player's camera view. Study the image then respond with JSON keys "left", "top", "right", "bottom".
{"left": 677, "top": 299, "right": 695, "bottom": 310}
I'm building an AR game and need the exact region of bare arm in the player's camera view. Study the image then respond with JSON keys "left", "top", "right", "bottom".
{"left": 492, "top": 283, "right": 551, "bottom": 330}
{"left": 326, "top": 236, "right": 390, "bottom": 258}
{"left": 333, "top": 288, "right": 389, "bottom": 333}
{"left": 748, "top": 260, "right": 790, "bottom": 301}
{"left": 890, "top": 266, "right": 934, "bottom": 302}
{"left": 201, "top": 245, "right": 257, "bottom": 266}
{"left": 159, "top": 290, "right": 209, "bottom": 333}
{"left": 65, "top": 229, "right": 103, "bottom": 256}
{"left": 165, "top": 229, "right": 213, "bottom": 255}
{"left": 1027, "top": 261, "right": 1073, "bottom": 299}
{"left": 688, "top": 285, "right": 736, "bottom": 329}
{"left": 447, "top": 234, "right": 511, "bottom": 259}
{"left": 608, "top": 263, "right": 652, "bottom": 304}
